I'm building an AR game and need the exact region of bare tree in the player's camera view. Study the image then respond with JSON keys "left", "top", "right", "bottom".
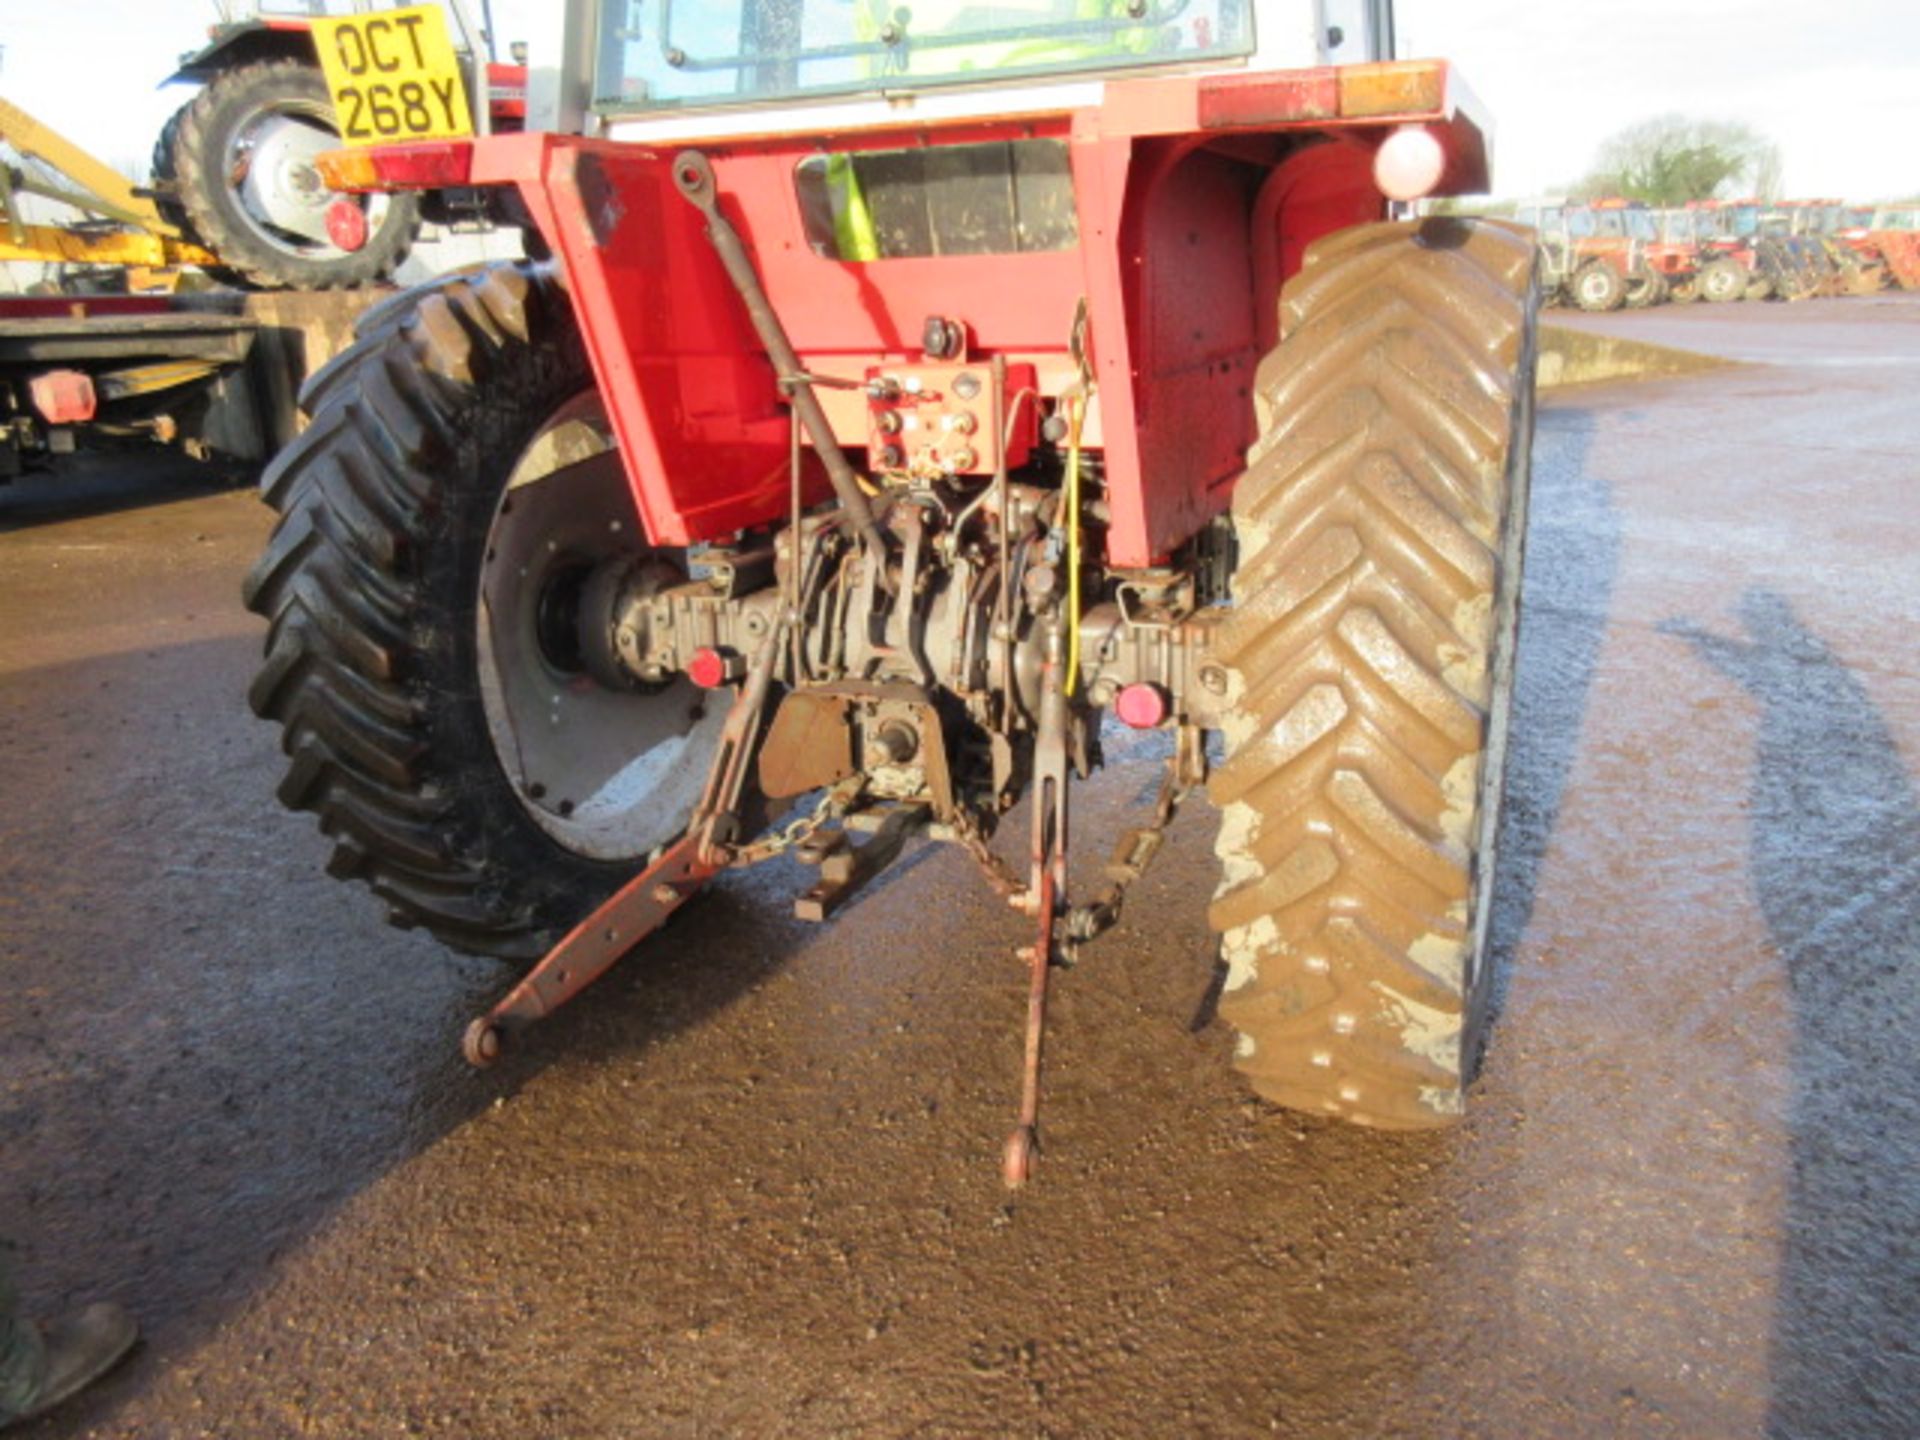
{"left": 1576, "top": 115, "right": 1782, "bottom": 205}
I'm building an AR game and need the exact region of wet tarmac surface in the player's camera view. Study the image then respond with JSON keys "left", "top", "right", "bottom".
{"left": 3, "top": 294, "right": 1918, "bottom": 1437}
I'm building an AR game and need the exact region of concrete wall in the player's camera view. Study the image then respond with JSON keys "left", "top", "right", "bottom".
{"left": 1537, "top": 323, "right": 1731, "bottom": 391}
{"left": 236, "top": 290, "right": 379, "bottom": 450}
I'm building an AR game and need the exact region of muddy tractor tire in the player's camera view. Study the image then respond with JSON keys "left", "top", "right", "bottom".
{"left": 160, "top": 59, "right": 420, "bottom": 290}
{"left": 1569, "top": 259, "right": 1625, "bottom": 312}
{"left": 1207, "top": 217, "right": 1536, "bottom": 1128}
{"left": 243, "top": 263, "right": 729, "bottom": 959}
{"left": 1699, "top": 257, "right": 1748, "bottom": 303}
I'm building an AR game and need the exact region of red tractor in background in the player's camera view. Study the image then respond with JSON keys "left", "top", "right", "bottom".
{"left": 1866, "top": 205, "right": 1920, "bottom": 290}
{"left": 151, "top": 1, "right": 530, "bottom": 289}
{"left": 240, "top": 0, "right": 1538, "bottom": 1180}
{"left": 1514, "top": 198, "right": 1658, "bottom": 310}
{"left": 1642, "top": 207, "right": 1708, "bottom": 302}
{"left": 1688, "top": 199, "right": 1787, "bottom": 301}
{"left": 1667, "top": 203, "right": 1754, "bottom": 304}
{"left": 1586, "top": 199, "right": 1667, "bottom": 307}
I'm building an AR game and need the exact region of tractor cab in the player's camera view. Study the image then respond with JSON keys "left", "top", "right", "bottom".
{"left": 568, "top": 0, "right": 1396, "bottom": 121}
{"left": 1655, "top": 208, "right": 1701, "bottom": 244}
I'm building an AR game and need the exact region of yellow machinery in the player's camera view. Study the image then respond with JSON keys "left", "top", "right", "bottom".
{"left": 0, "top": 97, "right": 220, "bottom": 271}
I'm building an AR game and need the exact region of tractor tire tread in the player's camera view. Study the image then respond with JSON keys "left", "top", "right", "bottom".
{"left": 243, "top": 261, "right": 619, "bottom": 960}
{"left": 1209, "top": 216, "right": 1536, "bottom": 1130}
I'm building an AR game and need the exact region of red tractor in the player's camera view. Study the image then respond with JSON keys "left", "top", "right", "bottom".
{"left": 1515, "top": 199, "right": 1658, "bottom": 310}
{"left": 243, "top": 0, "right": 1536, "bottom": 1178}
{"left": 151, "top": 1, "right": 529, "bottom": 289}
{"left": 1866, "top": 205, "right": 1920, "bottom": 290}
{"left": 1687, "top": 199, "right": 1781, "bottom": 301}
{"left": 1643, "top": 207, "right": 1708, "bottom": 302}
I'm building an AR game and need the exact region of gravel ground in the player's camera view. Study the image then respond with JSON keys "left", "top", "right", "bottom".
{"left": 2, "top": 294, "right": 1917, "bottom": 1438}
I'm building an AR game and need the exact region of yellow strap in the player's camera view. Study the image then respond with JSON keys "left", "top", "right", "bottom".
{"left": 1064, "top": 394, "right": 1084, "bottom": 696}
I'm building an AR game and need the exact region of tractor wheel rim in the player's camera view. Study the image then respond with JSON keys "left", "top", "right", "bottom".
{"left": 229, "top": 101, "right": 390, "bottom": 260}
{"left": 475, "top": 394, "right": 728, "bottom": 862}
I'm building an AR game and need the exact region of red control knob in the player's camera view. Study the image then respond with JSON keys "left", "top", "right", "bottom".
{"left": 687, "top": 647, "right": 740, "bottom": 688}
{"left": 325, "top": 199, "right": 369, "bottom": 253}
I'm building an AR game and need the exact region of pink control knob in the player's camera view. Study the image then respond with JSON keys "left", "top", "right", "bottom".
{"left": 1114, "top": 682, "right": 1169, "bottom": 729}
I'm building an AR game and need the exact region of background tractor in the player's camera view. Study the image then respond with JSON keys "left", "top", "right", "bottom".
{"left": 1586, "top": 199, "right": 1667, "bottom": 307}
{"left": 1692, "top": 199, "right": 1833, "bottom": 301}
{"left": 1514, "top": 198, "right": 1657, "bottom": 310}
{"left": 1866, "top": 204, "right": 1920, "bottom": 290}
{"left": 242, "top": 0, "right": 1536, "bottom": 1178}
{"left": 151, "top": 0, "right": 529, "bottom": 289}
{"left": 1641, "top": 205, "right": 1706, "bottom": 302}
{"left": 1687, "top": 200, "right": 1770, "bottom": 300}
{"left": 1782, "top": 201, "right": 1888, "bottom": 295}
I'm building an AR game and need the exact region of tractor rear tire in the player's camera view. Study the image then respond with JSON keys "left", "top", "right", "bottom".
{"left": 1570, "top": 259, "right": 1625, "bottom": 312}
{"left": 165, "top": 59, "right": 420, "bottom": 290}
{"left": 243, "top": 263, "right": 725, "bottom": 959}
{"left": 1699, "top": 257, "right": 1748, "bottom": 303}
{"left": 1208, "top": 217, "right": 1536, "bottom": 1128}
{"left": 149, "top": 103, "right": 210, "bottom": 250}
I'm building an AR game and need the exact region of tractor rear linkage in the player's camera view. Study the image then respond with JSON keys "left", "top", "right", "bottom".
{"left": 460, "top": 152, "right": 1209, "bottom": 1187}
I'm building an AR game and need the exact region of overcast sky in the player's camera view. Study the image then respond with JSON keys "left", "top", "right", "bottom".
{"left": 1, "top": 0, "right": 1914, "bottom": 200}
{"left": 1398, "top": 0, "right": 1920, "bottom": 200}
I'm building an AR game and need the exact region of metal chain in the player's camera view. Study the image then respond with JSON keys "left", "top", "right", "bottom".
{"left": 1061, "top": 726, "right": 1208, "bottom": 956}
{"left": 948, "top": 803, "right": 1027, "bottom": 900}
{"left": 727, "top": 776, "right": 865, "bottom": 867}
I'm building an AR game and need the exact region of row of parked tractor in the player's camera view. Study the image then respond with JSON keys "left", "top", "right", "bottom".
{"left": 1513, "top": 199, "right": 1920, "bottom": 312}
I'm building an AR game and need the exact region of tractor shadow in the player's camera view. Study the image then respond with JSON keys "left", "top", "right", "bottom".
{"left": 1661, "top": 591, "right": 1920, "bottom": 1439}
{"left": 0, "top": 453, "right": 253, "bottom": 533}
{"left": 1481, "top": 403, "right": 1615, "bottom": 1050}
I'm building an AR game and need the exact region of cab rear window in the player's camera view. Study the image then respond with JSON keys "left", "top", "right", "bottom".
{"left": 795, "top": 138, "right": 1078, "bottom": 261}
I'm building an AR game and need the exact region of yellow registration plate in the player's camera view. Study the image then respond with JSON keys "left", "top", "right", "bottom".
{"left": 312, "top": 5, "right": 474, "bottom": 147}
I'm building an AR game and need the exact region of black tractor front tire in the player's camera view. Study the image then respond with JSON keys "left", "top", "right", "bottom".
{"left": 1207, "top": 218, "right": 1537, "bottom": 1128}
